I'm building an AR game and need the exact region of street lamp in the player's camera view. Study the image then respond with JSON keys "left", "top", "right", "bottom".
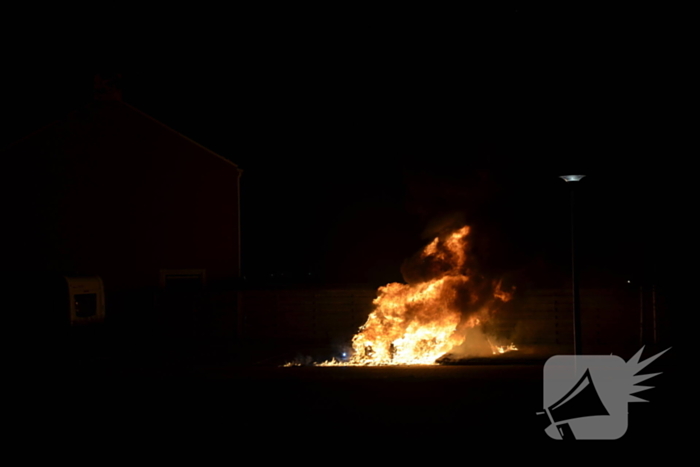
{"left": 560, "top": 175, "right": 585, "bottom": 183}
{"left": 560, "top": 175, "right": 585, "bottom": 355}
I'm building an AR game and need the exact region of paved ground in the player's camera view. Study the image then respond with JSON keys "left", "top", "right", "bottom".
{"left": 9, "top": 322, "right": 677, "bottom": 452}
{"left": 21, "top": 347, "right": 678, "bottom": 450}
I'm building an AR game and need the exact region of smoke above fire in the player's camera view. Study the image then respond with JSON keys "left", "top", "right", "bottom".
{"left": 313, "top": 223, "right": 516, "bottom": 366}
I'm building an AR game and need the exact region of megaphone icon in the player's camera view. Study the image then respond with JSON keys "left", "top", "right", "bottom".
{"left": 538, "top": 368, "right": 610, "bottom": 440}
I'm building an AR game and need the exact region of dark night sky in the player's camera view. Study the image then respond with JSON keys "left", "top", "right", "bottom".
{"left": 2, "top": 8, "right": 682, "bottom": 290}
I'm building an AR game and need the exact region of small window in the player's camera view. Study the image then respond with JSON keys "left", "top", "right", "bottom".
{"left": 159, "top": 269, "right": 206, "bottom": 291}
{"left": 74, "top": 293, "right": 97, "bottom": 318}
{"left": 165, "top": 276, "right": 203, "bottom": 294}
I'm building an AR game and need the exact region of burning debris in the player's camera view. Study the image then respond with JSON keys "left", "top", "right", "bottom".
{"left": 288, "top": 225, "right": 517, "bottom": 367}
{"left": 492, "top": 342, "right": 519, "bottom": 354}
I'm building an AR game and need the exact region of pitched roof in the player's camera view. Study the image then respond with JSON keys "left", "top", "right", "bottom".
{"left": 121, "top": 102, "right": 239, "bottom": 170}
{"left": 1, "top": 100, "right": 240, "bottom": 172}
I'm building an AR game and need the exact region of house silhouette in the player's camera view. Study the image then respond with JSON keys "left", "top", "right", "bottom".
{"left": 4, "top": 75, "right": 242, "bottom": 358}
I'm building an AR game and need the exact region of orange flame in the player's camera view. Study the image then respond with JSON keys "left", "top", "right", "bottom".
{"left": 330, "top": 225, "right": 516, "bottom": 366}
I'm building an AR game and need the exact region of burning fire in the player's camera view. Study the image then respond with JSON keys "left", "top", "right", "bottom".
{"left": 311, "top": 225, "right": 517, "bottom": 366}
{"left": 490, "top": 341, "right": 518, "bottom": 354}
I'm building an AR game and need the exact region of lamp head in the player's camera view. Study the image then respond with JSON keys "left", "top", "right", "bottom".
{"left": 560, "top": 175, "right": 585, "bottom": 182}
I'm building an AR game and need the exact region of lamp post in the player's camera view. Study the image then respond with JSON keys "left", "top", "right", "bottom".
{"left": 560, "top": 175, "right": 585, "bottom": 355}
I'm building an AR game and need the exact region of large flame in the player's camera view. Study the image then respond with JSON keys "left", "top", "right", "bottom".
{"left": 316, "top": 225, "right": 516, "bottom": 366}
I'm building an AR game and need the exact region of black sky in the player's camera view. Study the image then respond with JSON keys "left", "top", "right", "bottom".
{"left": 2, "top": 8, "right": 681, "bottom": 289}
